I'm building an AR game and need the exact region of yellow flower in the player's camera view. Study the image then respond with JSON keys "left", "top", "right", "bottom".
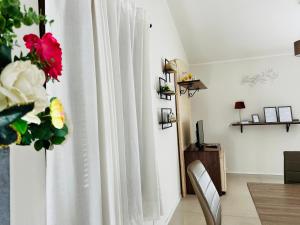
{"left": 50, "top": 98, "right": 65, "bottom": 129}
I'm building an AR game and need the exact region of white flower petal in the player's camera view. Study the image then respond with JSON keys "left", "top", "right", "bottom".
{"left": 0, "top": 61, "right": 48, "bottom": 124}
{"left": 22, "top": 112, "right": 41, "bottom": 124}
{"left": 0, "top": 93, "right": 8, "bottom": 111}
{"left": 0, "top": 86, "right": 27, "bottom": 105}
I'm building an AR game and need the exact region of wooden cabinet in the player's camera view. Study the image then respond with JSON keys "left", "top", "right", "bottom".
{"left": 184, "top": 144, "right": 226, "bottom": 195}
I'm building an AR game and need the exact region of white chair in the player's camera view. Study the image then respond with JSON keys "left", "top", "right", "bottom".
{"left": 187, "top": 160, "right": 221, "bottom": 225}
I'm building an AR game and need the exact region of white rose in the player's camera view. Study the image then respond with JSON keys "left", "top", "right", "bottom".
{"left": 0, "top": 61, "right": 48, "bottom": 124}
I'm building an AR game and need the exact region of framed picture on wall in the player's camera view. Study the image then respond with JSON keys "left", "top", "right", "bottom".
{"left": 264, "top": 107, "right": 278, "bottom": 123}
{"left": 278, "top": 106, "right": 293, "bottom": 122}
{"left": 252, "top": 114, "right": 260, "bottom": 123}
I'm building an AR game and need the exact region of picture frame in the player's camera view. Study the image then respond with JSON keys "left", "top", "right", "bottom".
{"left": 252, "top": 114, "right": 260, "bottom": 123}
{"left": 264, "top": 107, "right": 278, "bottom": 123}
{"left": 278, "top": 106, "right": 293, "bottom": 123}
{"left": 160, "top": 108, "right": 173, "bottom": 129}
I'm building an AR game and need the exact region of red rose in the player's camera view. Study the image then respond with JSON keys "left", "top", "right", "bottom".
{"left": 24, "top": 33, "right": 62, "bottom": 81}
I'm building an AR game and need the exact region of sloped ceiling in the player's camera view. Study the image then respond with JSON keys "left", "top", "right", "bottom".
{"left": 166, "top": 0, "right": 300, "bottom": 64}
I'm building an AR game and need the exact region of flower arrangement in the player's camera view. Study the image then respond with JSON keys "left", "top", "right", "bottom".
{"left": 0, "top": 0, "right": 68, "bottom": 150}
{"left": 180, "top": 72, "right": 193, "bottom": 82}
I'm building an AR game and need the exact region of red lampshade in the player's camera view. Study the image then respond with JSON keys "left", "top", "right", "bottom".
{"left": 235, "top": 101, "right": 245, "bottom": 109}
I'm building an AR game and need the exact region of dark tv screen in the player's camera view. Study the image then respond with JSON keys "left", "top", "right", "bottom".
{"left": 196, "top": 120, "right": 204, "bottom": 146}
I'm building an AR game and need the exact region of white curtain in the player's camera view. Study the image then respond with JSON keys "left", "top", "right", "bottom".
{"left": 46, "top": 0, "right": 161, "bottom": 225}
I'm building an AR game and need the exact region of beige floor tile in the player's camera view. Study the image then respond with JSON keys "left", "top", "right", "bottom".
{"left": 168, "top": 174, "right": 283, "bottom": 225}
{"left": 168, "top": 211, "right": 206, "bottom": 225}
{"left": 222, "top": 215, "right": 261, "bottom": 225}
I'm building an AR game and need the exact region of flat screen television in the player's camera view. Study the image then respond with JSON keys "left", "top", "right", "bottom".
{"left": 196, "top": 120, "right": 204, "bottom": 148}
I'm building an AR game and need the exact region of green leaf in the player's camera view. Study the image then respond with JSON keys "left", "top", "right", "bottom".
{"left": 13, "top": 18, "right": 21, "bottom": 28}
{"left": 22, "top": 16, "right": 33, "bottom": 26}
{"left": 51, "top": 136, "right": 65, "bottom": 145}
{"left": 0, "top": 15, "right": 6, "bottom": 32}
{"left": 54, "top": 125, "right": 68, "bottom": 137}
{"left": 0, "top": 103, "right": 34, "bottom": 128}
{"left": 19, "top": 129, "right": 32, "bottom": 145}
{"left": 12, "top": 119, "right": 27, "bottom": 134}
{"left": 32, "top": 122, "right": 53, "bottom": 140}
{"left": 0, "top": 126, "right": 18, "bottom": 145}
{"left": 42, "top": 140, "right": 51, "bottom": 150}
{"left": 34, "top": 140, "right": 43, "bottom": 151}
{"left": 0, "top": 44, "right": 12, "bottom": 69}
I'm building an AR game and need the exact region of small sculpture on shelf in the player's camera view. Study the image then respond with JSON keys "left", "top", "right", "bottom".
{"left": 164, "top": 59, "right": 177, "bottom": 73}
{"left": 159, "top": 108, "right": 176, "bottom": 129}
{"left": 179, "top": 72, "right": 194, "bottom": 82}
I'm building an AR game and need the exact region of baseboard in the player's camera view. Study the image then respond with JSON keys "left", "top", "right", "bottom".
{"left": 227, "top": 171, "right": 283, "bottom": 176}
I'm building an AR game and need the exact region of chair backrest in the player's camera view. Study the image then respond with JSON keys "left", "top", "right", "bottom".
{"left": 284, "top": 151, "right": 300, "bottom": 184}
{"left": 187, "top": 160, "right": 221, "bottom": 225}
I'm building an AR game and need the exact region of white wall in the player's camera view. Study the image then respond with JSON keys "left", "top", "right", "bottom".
{"left": 136, "top": 0, "right": 188, "bottom": 224}
{"left": 190, "top": 55, "right": 300, "bottom": 175}
{"left": 10, "top": 1, "right": 46, "bottom": 225}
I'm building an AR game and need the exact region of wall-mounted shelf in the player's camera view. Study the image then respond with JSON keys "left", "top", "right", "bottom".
{"left": 158, "top": 76, "right": 175, "bottom": 100}
{"left": 178, "top": 80, "right": 207, "bottom": 97}
{"left": 231, "top": 121, "right": 300, "bottom": 133}
{"left": 163, "top": 59, "right": 176, "bottom": 74}
{"left": 159, "top": 108, "right": 176, "bottom": 129}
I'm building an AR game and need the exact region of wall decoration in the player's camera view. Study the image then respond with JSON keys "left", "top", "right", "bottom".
{"left": 159, "top": 108, "right": 176, "bottom": 129}
{"left": 264, "top": 107, "right": 278, "bottom": 123}
{"left": 241, "top": 69, "right": 279, "bottom": 86}
{"left": 252, "top": 114, "right": 260, "bottom": 123}
{"left": 179, "top": 72, "right": 193, "bottom": 82}
{"left": 278, "top": 106, "right": 293, "bottom": 122}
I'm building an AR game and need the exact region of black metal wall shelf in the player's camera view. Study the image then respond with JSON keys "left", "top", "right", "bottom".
{"left": 158, "top": 76, "right": 175, "bottom": 100}
{"left": 158, "top": 59, "right": 176, "bottom": 100}
{"left": 178, "top": 80, "right": 207, "bottom": 97}
{"left": 159, "top": 108, "right": 176, "bottom": 129}
{"left": 231, "top": 121, "right": 300, "bottom": 133}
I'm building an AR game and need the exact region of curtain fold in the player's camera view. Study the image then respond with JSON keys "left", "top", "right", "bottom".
{"left": 46, "top": 0, "right": 161, "bottom": 224}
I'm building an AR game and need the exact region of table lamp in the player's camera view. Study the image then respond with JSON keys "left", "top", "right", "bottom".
{"left": 235, "top": 101, "right": 245, "bottom": 123}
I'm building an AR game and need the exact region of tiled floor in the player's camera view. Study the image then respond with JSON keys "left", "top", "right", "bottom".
{"left": 168, "top": 174, "right": 283, "bottom": 225}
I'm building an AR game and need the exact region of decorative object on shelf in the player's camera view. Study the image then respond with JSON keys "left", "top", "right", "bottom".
{"left": 164, "top": 59, "right": 177, "bottom": 73}
{"left": 252, "top": 114, "right": 260, "bottom": 123}
{"left": 159, "top": 108, "right": 176, "bottom": 129}
{"left": 264, "top": 107, "right": 278, "bottom": 123}
{"left": 278, "top": 106, "right": 293, "bottom": 123}
{"left": 241, "top": 69, "right": 279, "bottom": 87}
{"left": 241, "top": 120, "right": 250, "bottom": 124}
{"left": 234, "top": 101, "right": 246, "bottom": 123}
{"left": 179, "top": 72, "right": 193, "bottom": 82}
{"left": 178, "top": 79, "right": 207, "bottom": 97}
{"left": 169, "top": 112, "right": 176, "bottom": 123}
{"left": 158, "top": 77, "right": 175, "bottom": 100}
{"left": 294, "top": 40, "right": 300, "bottom": 57}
